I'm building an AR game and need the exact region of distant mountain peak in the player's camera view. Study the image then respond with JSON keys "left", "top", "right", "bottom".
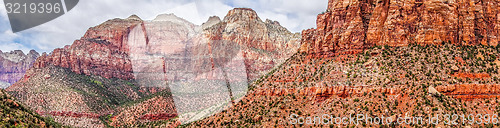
{"left": 223, "top": 8, "right": 261, "bottom": 23}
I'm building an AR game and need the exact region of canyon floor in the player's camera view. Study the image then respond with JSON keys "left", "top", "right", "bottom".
{"left": 185, "top": 43, "right": 500, "bottom": 127}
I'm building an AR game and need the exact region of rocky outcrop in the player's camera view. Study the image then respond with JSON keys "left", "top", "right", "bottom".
{"left": 0, "top": 50, "right": 39, "bottom": 88}
{"left": 436, "top": 84, "right": 500, "bottom": 100}
{"left": 301, "top": 0, "right": 500, "bottom": 57}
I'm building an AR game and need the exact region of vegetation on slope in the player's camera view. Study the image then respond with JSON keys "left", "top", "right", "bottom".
{"left": 0, "top": 89, "right": 64, "bottom": 128}
{"left": 187, "top": 44, "right": 500, "bottom": 127}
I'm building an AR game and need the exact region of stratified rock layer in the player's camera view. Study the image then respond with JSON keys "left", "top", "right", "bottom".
{"left": 9, "top": 8, "right": 300, "bottom": 127}
{"left": 301, "top": 0, "right": 500, "bottom": 57}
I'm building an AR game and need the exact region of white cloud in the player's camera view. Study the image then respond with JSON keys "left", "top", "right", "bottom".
{"left": 0, "top": 0, "right": 328, "bottom": 53}
{"left": 0, "top": 2, "right": 7, "bottom": 21}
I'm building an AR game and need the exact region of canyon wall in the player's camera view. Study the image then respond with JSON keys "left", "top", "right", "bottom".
{"left": 300, "top": 0, "right": 500, "bottom": 57}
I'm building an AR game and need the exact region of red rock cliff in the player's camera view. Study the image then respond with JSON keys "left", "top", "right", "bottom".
{"left": 301, "top": 0, "right": 500, "bottom": 57}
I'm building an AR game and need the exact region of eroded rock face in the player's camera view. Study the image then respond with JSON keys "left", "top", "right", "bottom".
{"left": 0, "top": 50, "right": 39, "bottom": 88}
{"left": 301, "top": 0, "right": 500, "bottom": 57}
{"left": 9, "top": 8, "right": 300, "bottom": 127}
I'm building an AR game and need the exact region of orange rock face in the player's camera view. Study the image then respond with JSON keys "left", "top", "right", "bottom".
{"left": 301, "top": 0, "right": 500, "bottom": 57}
{"left": 436, "top": 84, "right": 500, "bottom": 100}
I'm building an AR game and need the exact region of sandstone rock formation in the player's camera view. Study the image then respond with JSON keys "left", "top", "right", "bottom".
{"left": 301, "top": 0, "right": 500, "bottom": 57}
{"left": 32, "top": 8, "right": 299, "bottom": 82}
{"left": 207, "top": 8, "right": 301, "bottom": 80}
{"left": 0, "top": 50, "right": 39, "bottom": 88}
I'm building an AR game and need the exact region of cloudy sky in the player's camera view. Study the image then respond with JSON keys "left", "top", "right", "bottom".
{"left": 0, "top": 0, "right": 327, "bottom": 53}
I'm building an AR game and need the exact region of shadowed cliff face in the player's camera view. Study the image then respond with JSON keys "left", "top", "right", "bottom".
{"left": 0, "top": 50, "right": 39, "bottom": 88}
{"left": 301, "top": 0, "right": 500, "bottom": 57}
